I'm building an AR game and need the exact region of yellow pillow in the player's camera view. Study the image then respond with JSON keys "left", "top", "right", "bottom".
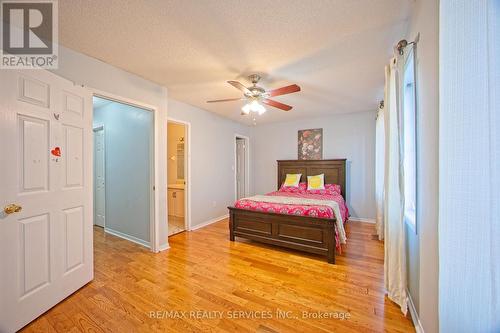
{"left": 307, "top": 174, "right": 325, "bottom": 190}
{"left": 284, "top": 173, "right": 302, "bottom": 187}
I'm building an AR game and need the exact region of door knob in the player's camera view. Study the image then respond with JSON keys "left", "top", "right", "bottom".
{"left": 4, "top": 204, "right": 22, "bottom": 215}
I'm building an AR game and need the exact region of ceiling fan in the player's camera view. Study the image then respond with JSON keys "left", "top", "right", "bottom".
{"left": 207, "top": 74, "right": 301, "bottom": 115}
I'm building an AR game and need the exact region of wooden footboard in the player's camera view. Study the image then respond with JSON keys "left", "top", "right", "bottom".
{"left": 228, "top": 207, "right": 336, "bottom": 264}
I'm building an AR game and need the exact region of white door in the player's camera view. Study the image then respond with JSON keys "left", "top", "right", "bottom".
{"left": 236, "top": 138, "right": 246, "bottom": 199}
{"left": 93, "top": 127, "right": 105, "bottom": 227}
{"left": 0, "top": 69, "right": 93, "bottom": 332}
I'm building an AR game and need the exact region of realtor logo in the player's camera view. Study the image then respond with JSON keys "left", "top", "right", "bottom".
{"left": 1, "top": 0, "right": 58, "bottom": 68}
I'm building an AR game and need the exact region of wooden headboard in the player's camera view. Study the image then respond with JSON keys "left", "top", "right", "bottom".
{"left": 277, "top": 159, "right": 347, "bottom": 198}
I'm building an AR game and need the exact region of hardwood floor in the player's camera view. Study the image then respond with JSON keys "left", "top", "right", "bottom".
{"left": 20, "top": 220, "right": 415, "bottom": 333}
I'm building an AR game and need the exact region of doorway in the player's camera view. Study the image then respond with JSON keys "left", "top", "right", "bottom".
{"left": 167, "top": 120, "right": 189, "bottom": 236}
{"left": 235, "top": 135, "right": 249, "bottom": 200}
{"left": 92, "top": 96, "right": 154, "bottom": 248}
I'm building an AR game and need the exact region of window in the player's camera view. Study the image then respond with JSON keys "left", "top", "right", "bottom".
{"left": 402, "top": 47, "right": 417, "bottom": 232}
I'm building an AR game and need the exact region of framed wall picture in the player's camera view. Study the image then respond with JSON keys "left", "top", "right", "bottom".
{"left": 298, "top": 128, "right": 323, "bottom": 160}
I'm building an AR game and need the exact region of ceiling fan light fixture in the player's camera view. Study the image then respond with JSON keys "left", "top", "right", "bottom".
{"left": 256, "top": 104, "right": 266, "bottom": 115}
{"left": 241, "top": 100, "right": 266, "bottom": 115}
{"left": 210, "top": 74, "right": 299, "bottom": 113}
{"left": 241, "top": 103, "right": 251, "bottom": 115}
{"left": 250, "top": 100, "right": 266, "bottom": 114}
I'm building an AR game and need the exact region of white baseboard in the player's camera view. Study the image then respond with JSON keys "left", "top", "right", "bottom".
{"left": 407, "top": 290, "right": 424, "bottom": 333}
{"left": 189, "top": 214, "right": 228, "bottom": 231}
{"left": 348, "top": 217, "right": 376, "bottom": 224}
{"left": 158, "top": 243, "right": 170, "bottom": 252}
{"left": 104, "top": 227, "right": 150, "bottom": 249}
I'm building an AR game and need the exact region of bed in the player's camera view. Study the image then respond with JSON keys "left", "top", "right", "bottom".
{"left": 228, "top": 159, "right": 347, "bottom": 264}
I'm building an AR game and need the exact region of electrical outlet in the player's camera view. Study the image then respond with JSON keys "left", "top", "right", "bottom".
{"left": 212, "top": 201, "right": 217, "bottom": 207}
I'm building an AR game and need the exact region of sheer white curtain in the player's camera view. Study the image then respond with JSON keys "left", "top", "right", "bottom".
{"left": 375, "top": 106, "right": 385, "bottom": 240}
{"left": 439, "top": 1, "right": 499, "bottom": 331}
{"left": 383, "top": 58, "right": 407, "bottom": 315}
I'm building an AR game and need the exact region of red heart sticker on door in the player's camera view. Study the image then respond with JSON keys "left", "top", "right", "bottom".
{"left": 51, "top": 147, "right": 61, "bottom": 157}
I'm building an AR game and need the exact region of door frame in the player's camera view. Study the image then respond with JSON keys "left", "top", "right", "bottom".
{"left": 91, "top": 89, "right": 160, "bottom": 252}
{"left": 234, "top": 134, "right": 250, "bottom": 200}
{"left": 92, "top": 125, "right": 105, "bottom": 228}
{"left": 167, "top": 117, "right": 191, "bottom": 232}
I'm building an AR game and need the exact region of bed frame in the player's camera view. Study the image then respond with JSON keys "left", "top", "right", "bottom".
{"left": 228, "top": 159, "right": 346, "bottom": 264}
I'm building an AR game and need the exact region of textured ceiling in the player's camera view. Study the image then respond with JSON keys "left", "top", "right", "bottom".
{"left": 59, "top": 0, "right": 412, "bottom": 125}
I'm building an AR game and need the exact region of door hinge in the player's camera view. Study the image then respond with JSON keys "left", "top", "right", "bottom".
{"left": 153, "top": 186, "right": 155, "bottom": 191}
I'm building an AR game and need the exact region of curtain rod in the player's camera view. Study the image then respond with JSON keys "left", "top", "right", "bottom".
{"left": 395, "top": 33, "right": 420, "bottom": 55}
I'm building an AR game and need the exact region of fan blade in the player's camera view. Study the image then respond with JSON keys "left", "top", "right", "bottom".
{"left": 267, "top": 84, "right": 301, "bottom": 97}
{"left": 227, "top": 80, "right": 252, "bottom": 95}
{"left": 206, "top": 97, "right": 243, "bottom": 103}
{"left": 262, "top": 99, "right": 293, "bottom": 111}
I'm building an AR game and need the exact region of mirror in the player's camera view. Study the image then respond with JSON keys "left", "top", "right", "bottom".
{"left": 176, "top": 142, "right": 184, "bottom": 180}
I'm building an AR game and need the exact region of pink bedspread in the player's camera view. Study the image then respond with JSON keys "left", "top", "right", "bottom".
{"left": 234, "top": 191, "right": 349, "bottom": 222}
{"left": 234, "top": 191, "right": 349, "bottom": 252}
